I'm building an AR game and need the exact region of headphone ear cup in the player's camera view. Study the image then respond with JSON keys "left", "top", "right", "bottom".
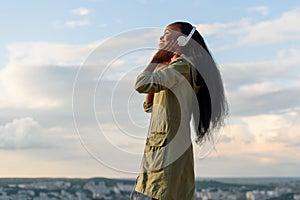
{"left": 177, "top": 36, "right": 187, "bottom": 47}
{"left": 176, "top": 26, "right": 196, "bottom": 47}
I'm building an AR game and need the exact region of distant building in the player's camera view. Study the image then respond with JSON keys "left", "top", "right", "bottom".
{"left": 84, "top": 181, "right": 108, "bottom": 198}
{"left": 76, "top": 191, "right": 89, "bottom": 200}
{"left": 246, "top": 190, "right": 267, "bottom": 200}
{"left": 294, "top": 194, "right": 300, "bottom": 200}
{"left": 116, "top": 182, "right": 134, "bottom": 192}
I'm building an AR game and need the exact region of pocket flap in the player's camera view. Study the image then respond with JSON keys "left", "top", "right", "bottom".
{"left": 146, "top": 132, "right": 167, "bottom": 147}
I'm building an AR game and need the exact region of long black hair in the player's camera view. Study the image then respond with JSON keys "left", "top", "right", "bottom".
{"left": 167, "top": 21, "right": 228, "bottom": 143}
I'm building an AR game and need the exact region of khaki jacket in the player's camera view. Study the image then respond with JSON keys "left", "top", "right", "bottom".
{"left": 134, "top": 55, "right": 196, "bottom": 200}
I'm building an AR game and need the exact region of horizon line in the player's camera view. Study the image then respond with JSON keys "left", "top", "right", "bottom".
{"left": 1, "top": 176, "right": 300, "bottom": 180}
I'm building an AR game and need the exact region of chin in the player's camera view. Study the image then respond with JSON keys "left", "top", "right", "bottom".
{"left": 159, "top": 43, "right": 165, "bottom": 49}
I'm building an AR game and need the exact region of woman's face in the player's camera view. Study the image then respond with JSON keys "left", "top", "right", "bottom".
{"left": 159, "top": 28, "right": 174, "bottom": 49}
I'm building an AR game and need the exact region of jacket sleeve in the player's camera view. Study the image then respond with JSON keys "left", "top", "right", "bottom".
{"left": 134, "top": 59, "right": 189, "bottom": 94}
{"left": 143, "top": 101, "right": 153, "bottom": 113}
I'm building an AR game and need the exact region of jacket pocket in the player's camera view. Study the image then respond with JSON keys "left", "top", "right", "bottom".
{"left": 142, "top": 133, "right": 167, "bottom": 172}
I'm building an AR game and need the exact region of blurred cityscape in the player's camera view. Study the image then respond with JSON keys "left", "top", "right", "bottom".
{"left": 0, "top": 177, "right": 299, "bottom": 200}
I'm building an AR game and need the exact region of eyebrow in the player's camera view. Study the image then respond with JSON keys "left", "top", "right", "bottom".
{"left": 164, "top": 29, "right": 171, "bottom": 34}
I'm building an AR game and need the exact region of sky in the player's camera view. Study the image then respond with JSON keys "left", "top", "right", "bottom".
{"left": 0, "top": 0, "right": 300, "bottom": 178}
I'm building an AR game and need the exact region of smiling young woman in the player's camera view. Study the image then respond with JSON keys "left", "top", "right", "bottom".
{"left": 134, "top": 21, "right": 228, "bottom": 200}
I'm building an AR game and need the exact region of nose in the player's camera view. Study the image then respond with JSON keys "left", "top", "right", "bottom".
{"left": 160, "top": 35, "right": 164, "bottom": 41}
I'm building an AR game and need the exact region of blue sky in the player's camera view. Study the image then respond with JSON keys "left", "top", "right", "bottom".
{"left": 0, "top": 0, "right": 299, "bottom": 71}
{"left": 0, "top": 0, "right": 300, "bottom": 178}
{"left": 0, "top": 0, "right": 299, "bottom": 62}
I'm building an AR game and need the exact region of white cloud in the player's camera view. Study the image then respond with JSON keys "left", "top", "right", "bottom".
{"left": 223, "top": 48, "right": 300, "bottom": 83}
{"left": 222, "top": 48, "right": 300, "bottom": 116}
{"left": 239, "top": 7, "right": 300, "bottom": 45}
{"left": 0, "top": 117, "right": 51, "bottom": 149}
{"left": 197, "top": 7, "right": 300, "bottom": 45}
{"left": 196, "top": 112, "right": 300, "bottom": 177}
{"left": 0, "top": 28, "right": 159, "bottom": 110}
{"left": 70, "top": 8, "right": 90, "bottom": 16}
{"left": 6, "top": 42, "right": 96, "bottom": 67}
{"left": 248, "top": 6, "right": 269, "bottom": 16}
{"left": 238, "top": 82, "right": 280, "bottom": 95}
{"left": 1, "top": 25, "right": 299, "bottom": 176}
{"left": 241, "top": 114, "right": 291, "bottom": 142}
{"left": 0, "top": 29, "right": 159, "bottom": 173}
{"left": 0, "top": 42, "right": 98, "bottom": 109}
{"left": 196, "top": 18, "right": 250, "bottom": 36}
{"left": 221, "top": 112, "right": 300, "bottom": 149}
{"left": 66, "top": 8, "right": 91, "bottom": 27}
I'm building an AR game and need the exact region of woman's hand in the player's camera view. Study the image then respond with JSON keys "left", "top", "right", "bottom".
{"left": 143, "top": 39, "right": 178, "bottom": 73}
{"left": 143, "top": 50, "right": 170, "bottom": 72}
{"left": 151, "top": 49, "right": 175, "bottom": 64}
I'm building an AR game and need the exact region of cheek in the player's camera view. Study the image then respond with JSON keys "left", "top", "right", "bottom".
{"left": 164, "top": 35, "right": 170, "bottom": 42}
{"left": 165, "top": 34, "right": 177, "bottom": 43}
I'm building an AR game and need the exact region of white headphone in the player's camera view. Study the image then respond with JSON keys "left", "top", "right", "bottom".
{"left": 177, "top": 26, "right": 196, "bottom": 47}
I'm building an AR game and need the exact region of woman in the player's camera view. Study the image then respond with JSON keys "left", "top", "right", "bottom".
{"left": 134, "top": 22, "right": 228, "bottom": 200}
